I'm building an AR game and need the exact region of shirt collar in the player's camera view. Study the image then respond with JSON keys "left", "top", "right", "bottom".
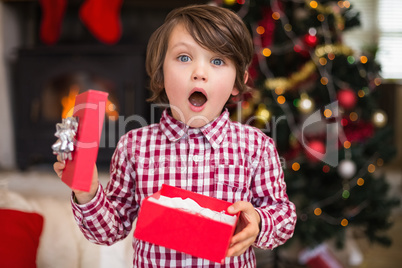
{"left": 159, "top": 109, "right": 230, "bottom": 149}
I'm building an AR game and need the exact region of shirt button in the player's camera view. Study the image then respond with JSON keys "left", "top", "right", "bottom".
{"left": 261, "top": 236, "right": 268, "bottom": 243}
{"left": 193, "top": 155, "right": 199, "bottom": 162}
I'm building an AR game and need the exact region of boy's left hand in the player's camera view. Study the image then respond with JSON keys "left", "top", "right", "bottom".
{"left": 226, "top": 201, "right": 261, "bottom": 257}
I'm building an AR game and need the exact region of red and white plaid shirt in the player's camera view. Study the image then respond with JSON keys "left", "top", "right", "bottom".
{"left": 71, "top": 109, "right": 296, "bottom": 267}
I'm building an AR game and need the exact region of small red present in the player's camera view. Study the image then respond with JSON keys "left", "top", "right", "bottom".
{"left": 134, "top": 184, "right": 239, "bottom": 264}
{"left": 61, "top": 90, "right": 108, "bottom": 192}
{"left": 299, "top": 244, "right": 344, "bottom": 268}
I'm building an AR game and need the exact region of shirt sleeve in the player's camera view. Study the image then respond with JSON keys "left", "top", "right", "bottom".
{"left": 70, "top": 134, "right": 138, "bottom": 246}
{"left": 250, "top": 137, "right": 297, "bottom": 250}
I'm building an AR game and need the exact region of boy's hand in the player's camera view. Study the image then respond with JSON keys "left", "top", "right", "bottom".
{"left": 53, "top": 155, "right": 99, "bottom": 204}
{"left": 226, "top": 201, "right": 261, "bottom": 257}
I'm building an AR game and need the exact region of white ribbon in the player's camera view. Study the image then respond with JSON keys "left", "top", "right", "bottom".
{"left": 52, "top": 117, "right": 78, "bottom": 161}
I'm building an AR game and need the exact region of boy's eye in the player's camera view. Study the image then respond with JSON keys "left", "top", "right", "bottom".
{"left": 211, "top": 58, "right": 224, "bottom": 66}
{"left": 178, "top": 55, "right": 191, "bottom": 62}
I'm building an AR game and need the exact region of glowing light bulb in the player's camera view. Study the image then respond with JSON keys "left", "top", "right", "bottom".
{"left": 284, "top": 24, "right": 292, "bottom": 32}
{"left": 223, "top": 0, "right": 236, "bottom": 5}
{"left": 314, "top": 208, "right": 322, "bottom": 216}
{"left": 372, "top": 110, "right": 388, "bottom": 127}
{"left": 310, "top": 1, "right": 318, "bottom": 8}
{"left": 319, "top": 57, "right": 327, "bottom": 65}
{"left": 347, "top": 56, "right": 355, "bottom": 64}
{"left": 292, "top": 162, "right": 301, "bottom": 171}
{"left": 277, "top": 96, "right": 286, "bottom": 104}
{"left": 341, "top": 118, "right": 348, "bottom": 126}
{"left": 317, "top": 14, "right": 325, "bottom": 22}
{"left": 298, "top": 94, "right": 314, "bottom": 113}
{"left": 377, "top": 158, "right": 384, "bottom": 166}
{"left": 344, "top": 141, "right": 351, "bottom": 149}
{"left": 256, "top": 26, "right": 265, "bottom": 35}
{"left": 272, "top": 12, "right": 280, "bottom": 20}
{"left": 368, "top": 164, "right": 376, "bottom": 173}
{"left": 321, "top": 77, "right": 329, "bottom": 85}
{"left": 349, "top": 112, "right": 358, "bottom": 121}
{"left": 322, "top": 165, "right": 330, "bottom": 173}
{"left": 308, "top": 28, "right": 317, "bottom": 36}
{"left": 323, "top": 109, "right": 332, "bottom": 118}
{"left": 262, "top": 48, "right": 272, "bottom": 57}
{"left": 275, "top": 87, "right": 285, "bottom": 95}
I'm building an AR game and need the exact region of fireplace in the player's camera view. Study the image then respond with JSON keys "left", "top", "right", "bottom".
{"left": 14, "top": 45, "right": 149, "bottom": 169}
{"left": 6, "top": 0, "right": 209, "bottom": 170}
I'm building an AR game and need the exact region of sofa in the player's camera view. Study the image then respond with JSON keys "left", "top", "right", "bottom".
{"left": 0, "top": 170, "right": 133, "bottom": 268}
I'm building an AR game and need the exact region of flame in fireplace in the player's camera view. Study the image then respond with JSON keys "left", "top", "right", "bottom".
{"left": 61, "top": 86, "right": 119, "bottom": 121}
{"left": 106, "top": 100, "right": 119, "bottom": 121}
{"left": 61, "top": 85, "right": 79, "bottom": 118}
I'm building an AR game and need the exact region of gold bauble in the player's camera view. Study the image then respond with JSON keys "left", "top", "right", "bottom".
{"left": 254, "top": 104, "right": 271, "bottom": 129}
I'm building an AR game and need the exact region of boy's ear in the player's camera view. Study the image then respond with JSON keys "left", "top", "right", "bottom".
{"left": 232, "top": 87, "right": 239, "bottom": 96}
{"left": 231, "top": 71, "right": 249, "bottom": 96}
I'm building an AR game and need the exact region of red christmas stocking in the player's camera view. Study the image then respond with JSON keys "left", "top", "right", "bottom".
{"left": 39, "top": 0, "right": 67, "bottom": 45}
{"left": 79, "top": 0, "right": 124, "bottom": 45}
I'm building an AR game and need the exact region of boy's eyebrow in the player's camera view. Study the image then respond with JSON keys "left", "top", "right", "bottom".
{"left": 170, "top": 41, "right": 194, "bottom": 50}
{"left": 170, "top": 40, "right": 223, "bottom": 57}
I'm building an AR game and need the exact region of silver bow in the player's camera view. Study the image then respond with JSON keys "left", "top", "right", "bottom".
{"left": 52, "top": 117, "right": 79, "bottom": 161}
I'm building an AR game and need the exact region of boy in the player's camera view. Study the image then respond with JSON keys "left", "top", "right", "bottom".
{"left": 54, "top": 4, "right": 296, "bottom": 267}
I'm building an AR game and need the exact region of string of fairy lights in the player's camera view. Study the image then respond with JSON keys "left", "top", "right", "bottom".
{"left": 223, "top": 0, "right": 389, "bottom": 227}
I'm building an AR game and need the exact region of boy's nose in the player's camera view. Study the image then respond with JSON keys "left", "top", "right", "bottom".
{"left": 192, "top": 64, "right": 208, "bottom": 82}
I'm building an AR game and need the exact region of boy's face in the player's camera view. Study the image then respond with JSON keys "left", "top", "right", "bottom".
{"left": 163, "top": 23, "right": 239, "bottom": 128}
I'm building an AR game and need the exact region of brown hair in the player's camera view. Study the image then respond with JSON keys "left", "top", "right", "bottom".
{"left": 146, "top": 4, "right": 254, "bottom": 104}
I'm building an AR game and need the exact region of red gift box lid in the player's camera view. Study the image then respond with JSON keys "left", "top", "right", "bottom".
{"left": 61, "top": 89, "right": 108, "bottom": 192}
{"left": 134, "top": 184, "right": 239, "bottom": 264}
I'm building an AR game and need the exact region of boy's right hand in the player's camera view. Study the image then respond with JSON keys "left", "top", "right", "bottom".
{"left": 53, "top": 155, "right": 99, "bottom": 204}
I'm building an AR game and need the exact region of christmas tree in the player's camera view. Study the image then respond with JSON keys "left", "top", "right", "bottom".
{"left": 220, "top": 0, "right": 399, "bottom": 252}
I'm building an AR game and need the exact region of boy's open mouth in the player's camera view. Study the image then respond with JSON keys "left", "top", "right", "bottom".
{"left": 189, "top": 91, "right": 207, "bottom": 107}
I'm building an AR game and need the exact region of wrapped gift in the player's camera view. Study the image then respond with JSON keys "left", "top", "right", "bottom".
{"left": 134, "top": 184, "right": 239, "bottom": 264}
{"left": 55, "top": 90, "right": 108, "bottom": 192}
{"left": 299, "top": 244, "right": 344, "bottom": 268}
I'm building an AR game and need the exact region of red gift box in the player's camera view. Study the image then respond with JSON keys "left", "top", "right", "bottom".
{"left": 299, "top": 244, "right": 344, "bottom": 268}
{"left": 134, "top": 184, "right": 239, "bottom": 264}
{"left": 61, "top": 90, "right": 108, "bottom": 192}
